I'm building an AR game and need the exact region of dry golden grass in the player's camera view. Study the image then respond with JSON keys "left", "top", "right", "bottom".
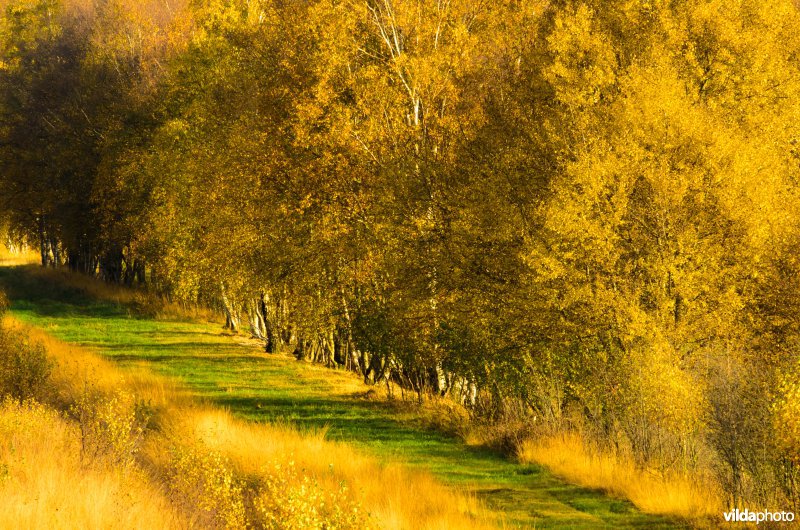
{"left": 0, "top": 398, "right": 186, "bottom": 530}
{"left": 1, "top": 315, "right": 496, "bottom": 529}
{"left": 180, "top": 407, "right": 491, "bottom": 530}
{"left": 518, "top": 432, "right": 722, "bottom": 520}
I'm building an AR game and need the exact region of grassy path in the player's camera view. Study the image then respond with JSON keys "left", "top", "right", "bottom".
{"left": 0, "top": 265, "right": 687, "bottom": 529}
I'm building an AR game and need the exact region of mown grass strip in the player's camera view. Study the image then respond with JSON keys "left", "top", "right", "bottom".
{"left": 0, "top": 265, "right": 689, "bottom": 529}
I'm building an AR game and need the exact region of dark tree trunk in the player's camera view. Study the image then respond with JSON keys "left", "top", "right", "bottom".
{"left": 293, "top": 335, "right": 308, "bottom": 360}
{"left": 99, "top": 247, "right": 124, "bottom": 283}
{"left": 333, "top": 332, "right": 345, "bottom": 366}
{"left": 133, "top": 260, "right": 146, "bottom": 285}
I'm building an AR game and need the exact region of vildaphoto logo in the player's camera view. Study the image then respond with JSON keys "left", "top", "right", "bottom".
{"left": 723, "top": 508, "right": 796, "bottom": 524}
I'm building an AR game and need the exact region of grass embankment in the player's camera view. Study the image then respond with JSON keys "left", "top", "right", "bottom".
{"left": 0, "top": 264, "right": 695, "bottom": 528}
{"left": 0, "top": 397, "right": 184, "bottom": 529}
{"left": 0, "top": 315, "right": 492, "bottom": 529}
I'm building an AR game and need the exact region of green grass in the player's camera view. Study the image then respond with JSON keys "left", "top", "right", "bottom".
{"left": 0, "top": 265, "right": 689, "bottom": 529}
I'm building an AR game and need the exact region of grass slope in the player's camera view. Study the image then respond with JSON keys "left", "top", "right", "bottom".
{"left": 0, "top": 265, "right": 688, "bottom": 529}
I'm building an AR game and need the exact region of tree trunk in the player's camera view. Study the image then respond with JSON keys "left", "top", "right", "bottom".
{"left": 50, "top": 237, "right": 60, "bottom": 267}
{"left": 247, "top": 299, "right": 265, "bottom": 340}
{"left": 38, "top": 215, "right": 49, "bottom": 267}
{"left": 133, "top": 260, "right": 146, "bottom": 285}
{"left": 220, "top": 283, "right": 239, "bottom": 332}
{"left": 260, "top": 291, "right": 279, "bottom": 353}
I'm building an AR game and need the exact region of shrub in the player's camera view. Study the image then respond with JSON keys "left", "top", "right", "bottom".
{"left": 773, "top": 365, "right": 800, "bottom": 512}
{"left": 70, "top": 388, "right": 148, "bottom": 469}
{"left": 254, "top": 460, "right": 370, "bottom": 530}
{"left": 0, "top": 395, "right": 59, "bottom": 437}
{"left": 128, "top": 292, "right": 164, "bottom": 319}
{"left": 0, "top": 395, "right": 185, "bottom": 529}
{"left": 167, "top": 445, "right": 248, "bottom": 529}
{"left": 0, "top": 328, "right": 53, "bottom": 402}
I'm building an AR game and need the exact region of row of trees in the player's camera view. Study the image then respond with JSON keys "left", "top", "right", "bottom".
{"left": 2, "top": 0, "right": 800, "bottom": 509}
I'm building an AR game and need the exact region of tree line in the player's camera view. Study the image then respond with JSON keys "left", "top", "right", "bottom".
{"left": 2, "top": 0, "right": 800, "bottom": 510}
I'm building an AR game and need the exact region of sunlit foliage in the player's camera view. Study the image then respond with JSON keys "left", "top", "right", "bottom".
{"left": 2, "top": 0, "right": 800, "bottom": 512}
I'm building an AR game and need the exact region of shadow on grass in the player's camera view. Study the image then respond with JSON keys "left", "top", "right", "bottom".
{"left": 0, "top": 264, "right": 691, "bottom": 529}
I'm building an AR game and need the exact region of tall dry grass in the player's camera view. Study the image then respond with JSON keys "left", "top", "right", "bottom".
{"left": 518, "top": 432, "right": 722, "bottom": 521}
{"left": 181, "top": 408, "right": 490, "bottom": 530}
{"left": 0, "top": 315, "right": 496, "bottom": 529}
{"left": 0, "top": 397, "right": 186, "bottom": 529}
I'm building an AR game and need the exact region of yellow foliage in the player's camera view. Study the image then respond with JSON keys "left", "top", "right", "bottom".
{"left": 255, "top": 459, "right": 369, "bottom": 530}
{"left": 774, "top": 366, "right": 800, "bottom": 461}
{"left": 623, "top": 340, "right": 707, "bottom": 445}
{"left": 71, "top": 389, "right": 146, "bottom": 468}
{"left": 167, "top": 445, "right": 248, "bottom": 529}
{"left": 546, "top": 4, "right": 617, "bottom": 107}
